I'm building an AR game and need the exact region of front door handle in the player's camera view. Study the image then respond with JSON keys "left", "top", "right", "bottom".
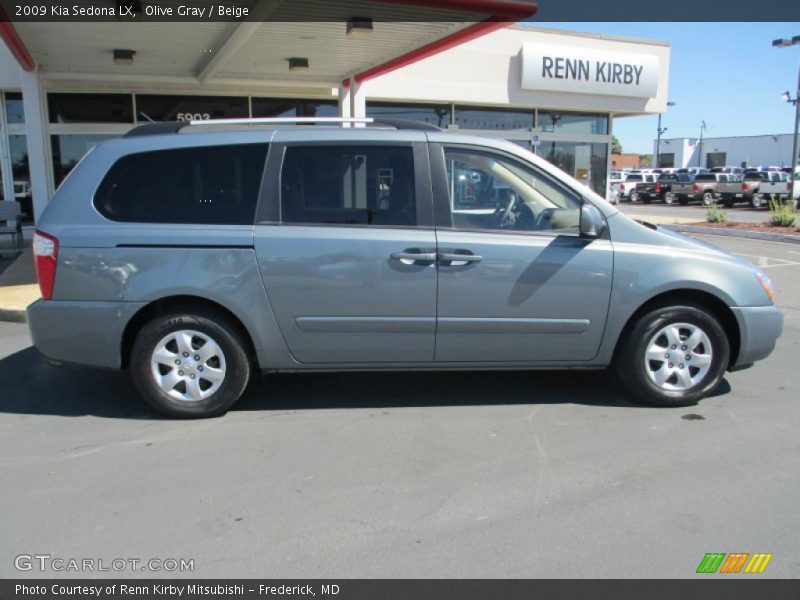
{"left": 391, "top": 250, "right": 437, "bottom": 265}
{"left": 437, "top": 252, "right": 483, "bottom": 266}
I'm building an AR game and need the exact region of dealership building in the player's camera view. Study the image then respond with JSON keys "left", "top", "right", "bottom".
{"left": 654, "top": 133, "right": 799, "bottom": 170}
{"left": 0, "top": 15, "right": 670, "bottom": 222}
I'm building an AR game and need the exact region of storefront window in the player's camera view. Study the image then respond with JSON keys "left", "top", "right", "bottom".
{"left": 48, "top": 93, "right": 133, "bottom": 124}
{"left": 537, "top": 111, "right": 609, "bottom": 136}
{"left": 251, "top": 98, "right": 337, "bottom": 118}
{"left": 5, "top": 92, "right": 24, "bottom": 123}
{"left": 51, "top": 134, "right": 117, "bottom": 186}
{"left": 541, "top": 141, "right": 608, "bottom": 196}
{"left": 8, "top": 135, "right": 32, "bottom": 220}
{"left": 135, "top": 94, "right": 248, "bottom": 122}
{"left": 367, "top": 102, "right": 451, "bottom": 128}
{"left": 455, "top": 106, "right": 534, "bottom": 131}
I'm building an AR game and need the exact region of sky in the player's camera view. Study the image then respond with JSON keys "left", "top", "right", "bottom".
{"left": 530, "top": 22, "right": 800, "bottom": 154}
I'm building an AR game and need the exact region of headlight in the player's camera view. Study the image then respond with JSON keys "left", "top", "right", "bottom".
{"left": 754, "top": 269, "right": 776, "bottom": 302}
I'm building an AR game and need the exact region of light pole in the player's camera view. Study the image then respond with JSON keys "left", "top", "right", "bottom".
{"left": 697, "top": 121, "right": 707, "bottom": 168}
{"left": 773, "top": 36, "right": 800, "bottom": 180}
{"left": 655, "top": 101, "right": 675, "bottom": 168}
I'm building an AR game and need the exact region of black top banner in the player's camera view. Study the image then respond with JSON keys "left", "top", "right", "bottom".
{"left": 0, "top": 0, "right": 799, "bottom": 22}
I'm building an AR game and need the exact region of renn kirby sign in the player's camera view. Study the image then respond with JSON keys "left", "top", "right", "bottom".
{"left": 521, "top": 43, "right": 660, "bottom": 99}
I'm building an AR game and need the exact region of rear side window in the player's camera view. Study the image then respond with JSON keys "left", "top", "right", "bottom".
{"left": 280, "top": 145, "right": 416, "bottom": 227}
{"left": 695, "top": 174, "right": 715, "bottom": 182}
{"left": 94, "top": 144, "right": 268, "bottom": 224}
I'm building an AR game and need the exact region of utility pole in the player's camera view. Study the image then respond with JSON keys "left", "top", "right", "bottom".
{"left": 655, "top": 101, "right": 675, "bottom": 168}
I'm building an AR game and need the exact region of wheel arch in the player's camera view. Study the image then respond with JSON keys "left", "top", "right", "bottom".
{"left": 612, "top": 289, "right": 740, "bottom": 369}
{"left": 120, "top": 295, "right": 258, "bottom": 370}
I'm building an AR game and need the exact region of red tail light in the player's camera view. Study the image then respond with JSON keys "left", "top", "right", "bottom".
{"left": 692, "top": 183, "right": 700, "bottom": 192}
{"left": 619, "top": 184, "right": 625, "bottom": 191}
{"left": 33, "top": 230, "right": 58, "bottom": 300}
{"left": 655, "top": 183, "right": 662, "bottom": 193}
{"left": 742, "top": 183, "right": 748, "bottom": 192}
{"left": 788, "top": 183, "right": 792, "bottom": 192}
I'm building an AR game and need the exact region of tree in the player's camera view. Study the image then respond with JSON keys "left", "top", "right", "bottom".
{"left": 639, "top": 154, "right": 653, "bottom": 168}
{"left": 612, "top": 135, "right": 623, "bottom": 154}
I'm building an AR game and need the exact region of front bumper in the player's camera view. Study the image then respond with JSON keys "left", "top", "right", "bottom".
{"left": 27, "top": 299, "right": 146, "bottom": 369}
{"left": 731, "top": 305, "right": 784, "bottom": 368}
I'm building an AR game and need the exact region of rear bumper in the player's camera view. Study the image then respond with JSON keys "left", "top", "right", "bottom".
{"left": 27, "top": 299, "right": 146, "bottom": 369}
{"left": 731, "top": 305, "right": 783, "bottom": 368}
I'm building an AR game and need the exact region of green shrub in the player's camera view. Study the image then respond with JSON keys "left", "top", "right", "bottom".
{"left": 769, "top": 198, "right": 797, "bottom": 227}
{"left": 706, "top": 201, "right": 727, "bottom": 223}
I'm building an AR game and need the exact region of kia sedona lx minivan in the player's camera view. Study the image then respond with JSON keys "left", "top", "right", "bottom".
{"left": 27, "top": 118, "right": 783, "bottom": 418}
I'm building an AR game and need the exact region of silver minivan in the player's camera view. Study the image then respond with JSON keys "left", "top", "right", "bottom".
{"left": 27, "top": 119, "right": 783, "bottom": 417}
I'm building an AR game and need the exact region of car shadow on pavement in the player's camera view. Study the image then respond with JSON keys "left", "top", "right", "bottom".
{"left": 0, "top": 346, "right": 731, "bottom": 419}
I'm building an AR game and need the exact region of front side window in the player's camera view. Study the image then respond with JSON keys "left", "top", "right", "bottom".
{"left": 444, "top": 148, "right": 581, "bottom": 234}
{"left": 280, "top": 145, "right": 416, "bottom": 227}
{"left": 94, "top": 144, "right": 267, "bottom": 224}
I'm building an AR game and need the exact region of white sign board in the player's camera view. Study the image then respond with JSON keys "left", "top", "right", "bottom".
{"left": 521, "top": 43, "right": 659, "bottom": 99}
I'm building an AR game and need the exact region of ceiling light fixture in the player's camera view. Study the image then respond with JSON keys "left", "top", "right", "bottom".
{"left": 288, "top": 57, "right": 309, "bottom": 71}
{"left": 347, "top": 17, "right": 373, "bottom": 37}
{"left": 113, "top": 49, "right": 136, "bottom": 65}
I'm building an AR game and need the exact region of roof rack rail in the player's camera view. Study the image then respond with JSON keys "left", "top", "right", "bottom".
{"left": 124, "top": 121, "right": 189, "bottom": 137}
{"left": 371, "top": 118, "right": 442, "bottom": 132}
{"left": 123, "top": 116, "right": 442, "bottom": 138}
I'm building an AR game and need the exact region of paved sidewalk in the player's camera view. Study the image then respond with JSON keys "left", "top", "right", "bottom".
{"left": 0, "top": 245, "right": 38, "bottom": 322}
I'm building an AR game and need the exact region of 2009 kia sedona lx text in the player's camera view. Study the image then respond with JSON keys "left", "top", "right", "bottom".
{"left": 27, "top": 118, "right": 783, "bottom": 417}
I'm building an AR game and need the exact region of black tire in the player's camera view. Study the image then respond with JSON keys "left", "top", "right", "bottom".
{"left": 614, "top": 302, "right": 730, "bottom": 407}
{"left": 130, "top": 308, "right": 251, "bottom": 418}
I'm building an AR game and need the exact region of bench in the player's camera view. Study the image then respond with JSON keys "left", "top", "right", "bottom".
{"left": 0, "top": 200, "right": 24, "bottom": 251}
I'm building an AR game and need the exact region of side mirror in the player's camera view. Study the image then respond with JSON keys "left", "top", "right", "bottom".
{"left": 579, "top": 203, "right": 607, "bottom": 239}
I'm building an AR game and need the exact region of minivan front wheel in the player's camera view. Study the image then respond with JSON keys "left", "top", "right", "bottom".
{"left": 614, "top": 303, "right": 730, "bottom": 407}
{"left": 130, "top": 310, "right": 250, "bottom": 417}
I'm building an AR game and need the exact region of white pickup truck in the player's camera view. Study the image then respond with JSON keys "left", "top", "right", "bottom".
{"left": 750, "top": 170, "right": 798, "bottom": 209}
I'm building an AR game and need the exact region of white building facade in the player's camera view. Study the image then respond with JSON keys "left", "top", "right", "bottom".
{"left": 654, "top": 133, "right": 798, "bottom": 170}
{"left": 0, "top": 23, "right": 671, "bottom": 223}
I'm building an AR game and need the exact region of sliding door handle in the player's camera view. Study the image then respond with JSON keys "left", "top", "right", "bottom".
{"left": 391, "top": 251, "right": 437, "bottom": 265}
{"left": 438, "top": 252, "right": 483, "bottom": 266}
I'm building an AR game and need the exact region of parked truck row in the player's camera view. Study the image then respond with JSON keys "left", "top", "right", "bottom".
{"left": 610, "top": 167, "right": 799, "bottom": 209}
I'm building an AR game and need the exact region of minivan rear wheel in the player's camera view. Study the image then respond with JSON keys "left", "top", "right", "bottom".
{"left": 130, "top": 310, "right": 250, "bottom": 418}
{"left": 614, "top": 302, "right": 730, "bottom": 407}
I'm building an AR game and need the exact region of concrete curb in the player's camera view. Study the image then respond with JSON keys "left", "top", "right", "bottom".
{"left": 0, "top": 284, "right": 39, "bottom": 324}
{"left": 0, "top": 307, "right": 26, "bottom": 323}
{"left": 663, "top": 224, "right": 800, "bottom": 244}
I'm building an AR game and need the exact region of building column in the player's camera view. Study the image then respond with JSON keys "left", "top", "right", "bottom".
{"left": 606, "top": 114, "right": 614, "bottom": 200}
{"left": 0, "top": 94, "right": 15, "bottom": 208}
{"left": 21, "top": 66, "right": 52, "bottom": 223}
{"left": 349, "top": 78, "right": 366, "bottom": 126}
{"left": 338, "top": 83, "right": 351, "bottom": 127}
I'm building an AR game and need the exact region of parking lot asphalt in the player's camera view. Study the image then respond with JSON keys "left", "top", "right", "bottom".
{"left": 617, "top": 201, "right": 776, "bottom": 224}
{"left": 0, "top": 234, "right": 798, "bottom": 579}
